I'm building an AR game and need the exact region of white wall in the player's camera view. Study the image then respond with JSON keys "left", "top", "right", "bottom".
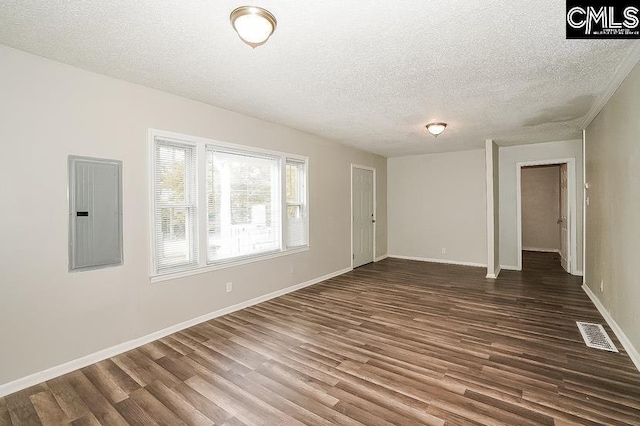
{"left": 521, "top": 166, "right": 560, "bottom": 252}
{"left": 485, "top": 140, "right": 500, "bottom": 277}
{"left": 0, "top": 46, "right": 387, "bottom": 387}
{"left": 499, "top": 140, "right": 583, "bottom": 271}
{"left": 585, "top": 61, "right": 640, "bottom": 364}
{"left": 388, "top": 150, "right": 487, "bottom": 266}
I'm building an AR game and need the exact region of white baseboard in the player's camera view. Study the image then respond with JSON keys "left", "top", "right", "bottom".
{"left": 582, "top": 284, "right": 640, "bottom": 373}
{"left": 375, "top": 254, "right": 388, "bottom": 262}
{"left": 388, "top": 255, "right": 486, "bottom": 268}
{"left": 486, "top": 266, "right": 501, "bottom": 279}
{"left": 0, "top": 267, "right": 352, "bottom": 398}
{"left": 499, "top": 264, "right": 580, "bottom": 276}
{"left": 522, "top": 247, "right": 560, "bottom": 253}
{"left": 500, "top": 265, "right": 521, "bottom": 271}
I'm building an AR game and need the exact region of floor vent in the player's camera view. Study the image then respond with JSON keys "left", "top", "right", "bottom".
{"left": 576, "top": 322, "right": 618, "bottom": 352}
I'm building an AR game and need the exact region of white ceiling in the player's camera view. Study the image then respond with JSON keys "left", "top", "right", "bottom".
{"left": 0, "top": 1, "right": 636, "bottom": 157}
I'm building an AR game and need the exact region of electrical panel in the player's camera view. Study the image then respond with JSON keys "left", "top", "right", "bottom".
{"left": 68, "top": 156, "right": 123, "bottom": 271}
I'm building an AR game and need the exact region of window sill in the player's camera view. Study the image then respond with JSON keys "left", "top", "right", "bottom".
{"left": 150, "top": 246, "right": 310, "bottom": 284}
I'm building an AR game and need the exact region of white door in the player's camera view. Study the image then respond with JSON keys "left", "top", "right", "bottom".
{"left": 559, "top": 163, "right": 570, "bottom": 272}
{"left": 352, "top": 167, "right": 374, "bottom": 268}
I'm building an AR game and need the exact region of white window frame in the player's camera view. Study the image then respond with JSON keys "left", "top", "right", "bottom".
{"left": 284, "top": 158, "right": 308, "bottom": 249}
{"left": 151, "top": 139, "right": 199, "bottom": 273}
{"left": 149, "top": 129, "right": 309, "bottom": 283}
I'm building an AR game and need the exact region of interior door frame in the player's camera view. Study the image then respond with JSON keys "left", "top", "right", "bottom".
{"left": 350, "top": 164, "right": 376, "bottom": 269}
{"left": 516, "top": 158, "right": 577, "bottom": 274}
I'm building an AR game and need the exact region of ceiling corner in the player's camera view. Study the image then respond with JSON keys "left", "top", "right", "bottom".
{"left": 579, "top": 40, "right": 640, "bottom": 130}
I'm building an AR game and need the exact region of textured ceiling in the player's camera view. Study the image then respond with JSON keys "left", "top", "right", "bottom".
{"left": 0, "top": 1, "right": 636, "bottom": 157}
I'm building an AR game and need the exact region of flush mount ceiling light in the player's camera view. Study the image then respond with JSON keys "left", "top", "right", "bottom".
{"left": 426, "top": 122, "right": 447, "bottom": 138}
{"left": 230, "top": 6, "right": 277, "bottom": 48}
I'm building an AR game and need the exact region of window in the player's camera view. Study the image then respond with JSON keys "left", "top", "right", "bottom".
{"left": 153, "top": 141, "right": 198, "bottom": 271}
{"left": 150, "top": 130, "right": 308, "bottom": 279}
{"left": 286, "top": 159, "right": 308, "bottom": 248}
{"left": 206, "top": 149, "right": 280, "bottom": 262}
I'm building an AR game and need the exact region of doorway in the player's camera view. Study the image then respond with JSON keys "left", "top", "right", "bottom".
{"left": 516, "top": 159, "right": 577, "bottom": 274}
{"left": 351, "top": 165, "right": 376, "bottom": 268}
{"left": 520, "top": 164, "right": 566, "bottom": 271}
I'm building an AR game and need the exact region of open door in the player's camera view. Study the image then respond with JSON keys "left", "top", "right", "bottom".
{"left": 559, "top": 163, "right": 570, "bottom": 272}
{"left": 352, "top": 166, "right": 375, "bottom": 268}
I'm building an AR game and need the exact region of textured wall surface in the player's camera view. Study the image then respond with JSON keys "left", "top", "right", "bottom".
{"left": 0, "top": 46, "right": 387, "bottom": 386}
{"left": 585, "top": 62, "right": 640, "bottom": 358}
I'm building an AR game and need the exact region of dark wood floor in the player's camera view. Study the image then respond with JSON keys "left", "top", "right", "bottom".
{"left": 2, "top": 252, "right": 640, "bottom": 425}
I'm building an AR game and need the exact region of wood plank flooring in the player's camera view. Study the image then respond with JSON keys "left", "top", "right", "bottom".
{"left": 2, "top": 251, "right": 640, "bottom": 425}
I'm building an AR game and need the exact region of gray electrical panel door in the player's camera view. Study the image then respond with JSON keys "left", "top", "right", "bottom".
{"left": 69, "top": 156, "right": 123, "bottom": 271}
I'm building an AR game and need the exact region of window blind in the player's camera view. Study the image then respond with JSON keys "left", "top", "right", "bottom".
{"left": 154, "top": 140, "right": 198, "bottom": 271}
{"left": 285, "top": 159, "right": 308, "bottom": 248}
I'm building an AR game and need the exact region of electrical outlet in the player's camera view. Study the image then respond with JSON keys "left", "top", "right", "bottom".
{"left": 600, "top": 279, "right": 604, "bottom": 293}
{"left": 226, "top": 282, "right": 233, "bottom": 293}
{"left": 441, "top": 248, "right": 447, "bottom": 254}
